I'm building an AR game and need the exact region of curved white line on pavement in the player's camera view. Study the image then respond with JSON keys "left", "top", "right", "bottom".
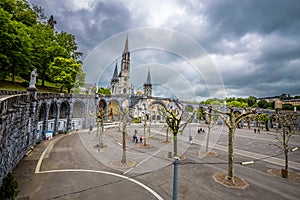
{"left": 35, "top": 138, "right": 58, "bottom": 173}
{"left": 38, "top": 169, "right": 164, "bottom": 200}
{"left": 35, "top": 133, "right": 74, "bottom": 173}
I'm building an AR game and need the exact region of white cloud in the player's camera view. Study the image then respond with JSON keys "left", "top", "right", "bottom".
{"left": 28, "top": 0, "right": 300, "bottom": 98}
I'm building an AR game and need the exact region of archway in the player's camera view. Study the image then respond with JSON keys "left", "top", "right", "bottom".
{"left": 73, "top": 101, "right": 85, "bottom": 118}
{"left": 98, "top": 99, "right": 107, "bottom": 110}
{"left": 58, "top": 101, "right": 70, "bottom": 132}
{"left": 149, "top": 103, "right": 165, "bottom": 122}
{"left": 48, "top": 102, "right": 58, "bottom": 132}
{"left": 73, "top": 100, "right": 85, "bottom": 130}
{"left": 108, "top": 100, "right": 119, "bottom": 121}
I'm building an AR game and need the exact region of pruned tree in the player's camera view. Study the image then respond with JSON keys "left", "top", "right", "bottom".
{"left": 142, "top": 112, "right": 148, "bottom": 146}
{"left": 206, "top": 106, "right": 212, "bottom": 153}
{"left": 244, "top": 115, "right": 254, "bottom": 129}
{"left": 96, "top": 106, "right": 105, "bottom": 150}
{"left": 212, "top": 106, "right": 256, "bottom": 183}
{"left": 205, "top": 105, "right": 220, "bottom": 153}
{"left": 260, "top": 113, "right": 269, "bottom": 131}
{"left": 120, "top": 108, "right": 130, "bottom": 164}
{"left": 273, "top": 110, "right": 298, "bottom": 178}
{"left": 160, "top": 107, "right": 194, "bottom": 157}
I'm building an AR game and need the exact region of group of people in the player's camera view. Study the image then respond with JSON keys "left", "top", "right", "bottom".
{"left": 253, "top": 128, "right": 261, "bottom": 134}
{"left": 198, "top": 127, "right": 205, "bottom": 134}
{"left": 133, "top": 129, "right": 143, "bottom": 143}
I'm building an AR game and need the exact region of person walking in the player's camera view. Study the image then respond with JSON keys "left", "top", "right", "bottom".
{"left": 139, "top": 135, "right": 143, "bottom": 143}
{"left": 133, "top": 129, "right": 138, "bottom": 142}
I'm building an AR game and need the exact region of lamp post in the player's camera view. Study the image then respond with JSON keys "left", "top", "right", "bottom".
{"left": 189, "top": 116, "right": 192, "bottom": 144}
{"left": 142, "top": 111, "right": 147, "bottom": 146}
{"left": 95, "top": 89, "right": 100, "bottom": 152}
{"left": 148, "top": 112, "right": 152, "bottom": 136}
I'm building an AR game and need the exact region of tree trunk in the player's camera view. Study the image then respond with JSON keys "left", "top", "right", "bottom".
{"left": 206, "top": 107, "right": 212, "bottom": 153}
{"left": 282, "top": 149, "right": 288, "bottom": 178}
{"left": 265, "top": 120, "right": 269, "bottom": 131}
{"left": 166, "top": 127, "right": 169, "bottom": 142}
{"left": 227, "top": 127, "right": 235, "bottom": 182}
{"left": 282, "top": 131, "right": 288, "bottom": 178}
{"left": 121, "top": 127, "right": 126, "bottom": 164}
{"left": 206, "top": 120, "right": 211, "bottom": 153}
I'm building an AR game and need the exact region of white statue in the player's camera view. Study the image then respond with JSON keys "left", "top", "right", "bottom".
{"left": 29, "top": 69, "right": 37, "bottom": 89}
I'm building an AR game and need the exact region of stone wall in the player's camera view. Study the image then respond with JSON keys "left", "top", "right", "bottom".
{"left": 0, "top": 91, "right": 74, "bottom": 185}
{"left": 0, "top": 93, "right": 36, "bottom": 185}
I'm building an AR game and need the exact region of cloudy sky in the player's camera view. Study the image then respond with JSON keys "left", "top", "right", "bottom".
{"left": 28, "top": 0, "right": 300, "bottom": 100}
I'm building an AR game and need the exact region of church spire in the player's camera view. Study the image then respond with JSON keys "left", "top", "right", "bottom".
{"left": 145, "top": 68, "right": 151, "bottom": 85}
{"left": 111, "top": 60, "right": 119, "bottom": 83}
{"left": 143, "top": 68, "right": 152, "bottom": 96}
{"left": 123, "top": 35, "right": 129, "bottom": 53}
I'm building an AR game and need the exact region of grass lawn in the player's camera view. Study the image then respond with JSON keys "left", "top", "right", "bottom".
{"left": 0, "top": 77, "right": 66, "bottom": 93}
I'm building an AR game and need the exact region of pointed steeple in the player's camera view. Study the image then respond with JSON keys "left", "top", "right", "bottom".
{"left": 123, "top": 35, "right": 129, "bottom": 53}
{"left": 143, "top": 68, "right": 152, "bottom": 96}
{"left": 111, "top": 61, "right": 119, "bottom": 83}
{"left": 145, "top": 68, "right": 151, "bottom": 85}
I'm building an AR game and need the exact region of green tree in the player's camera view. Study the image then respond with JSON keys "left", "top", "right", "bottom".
{"left": 1, "top": 0, "right": 36, "bottom": 26}
{"left": 31, "top": 24, "right": 68, "bottom": 87}
{"left": 0, "top": 7, "right": 32, "bottom": 81}
{"left": 246, "top": 96, "right": 257, "bottom": 107}
{"left": 226, "top": 100, "right": 248, "bottom": 108}
{"left": 98, "top": 87, "right": 111, "bottom": 95}
{"left": 56, "top": 31, "right": 83, "bottom": 61}
{"left": 48, "top": 57, "right": 81, "bottom": 93}
{"left": 71, "top": 67, "right": 86, "bottom": 94}
{"left": 257, "top": 99, "right": 269, "bottom": 109}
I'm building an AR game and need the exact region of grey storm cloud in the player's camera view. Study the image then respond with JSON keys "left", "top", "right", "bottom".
{"left": 28, "top": 0, "right": 300, "bottom": 99}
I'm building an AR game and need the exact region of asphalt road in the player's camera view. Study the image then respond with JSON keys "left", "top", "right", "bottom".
{"left": 13, "top": 124, "right": 300, "bottom": 200}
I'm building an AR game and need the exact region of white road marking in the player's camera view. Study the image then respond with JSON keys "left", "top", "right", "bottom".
{"left": 35, "top": 134, "right": 164, "bottom": 200}
{"left": 38, "top": 169, "right": 164, "bottom": 200}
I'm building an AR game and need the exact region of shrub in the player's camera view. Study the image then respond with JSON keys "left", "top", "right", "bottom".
{"left": 0, "top": 172, "right": 19, "bottom": 199}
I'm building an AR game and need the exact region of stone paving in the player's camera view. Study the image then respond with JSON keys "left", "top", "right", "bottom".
{"left": 12, "top": 124, "right": 300, "bottom": 200}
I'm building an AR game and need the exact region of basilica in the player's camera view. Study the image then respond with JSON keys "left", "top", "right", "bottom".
{"left": 108, "top": 36, "right": 152, "bottom": 97}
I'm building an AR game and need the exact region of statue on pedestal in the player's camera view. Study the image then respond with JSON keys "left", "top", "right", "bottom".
{"left": 27, "top": 69, "right": 37, "bottom": 91}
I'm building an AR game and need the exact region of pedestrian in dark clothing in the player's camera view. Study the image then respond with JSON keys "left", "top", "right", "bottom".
{"left": 254, "top": 128, "right": 256, "bottom": 133}
{"left": 133, "top": 129, "right": 138, "bottom": 142}
{"left": 257, "top": 129, "right": 260, "bottom": 134}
